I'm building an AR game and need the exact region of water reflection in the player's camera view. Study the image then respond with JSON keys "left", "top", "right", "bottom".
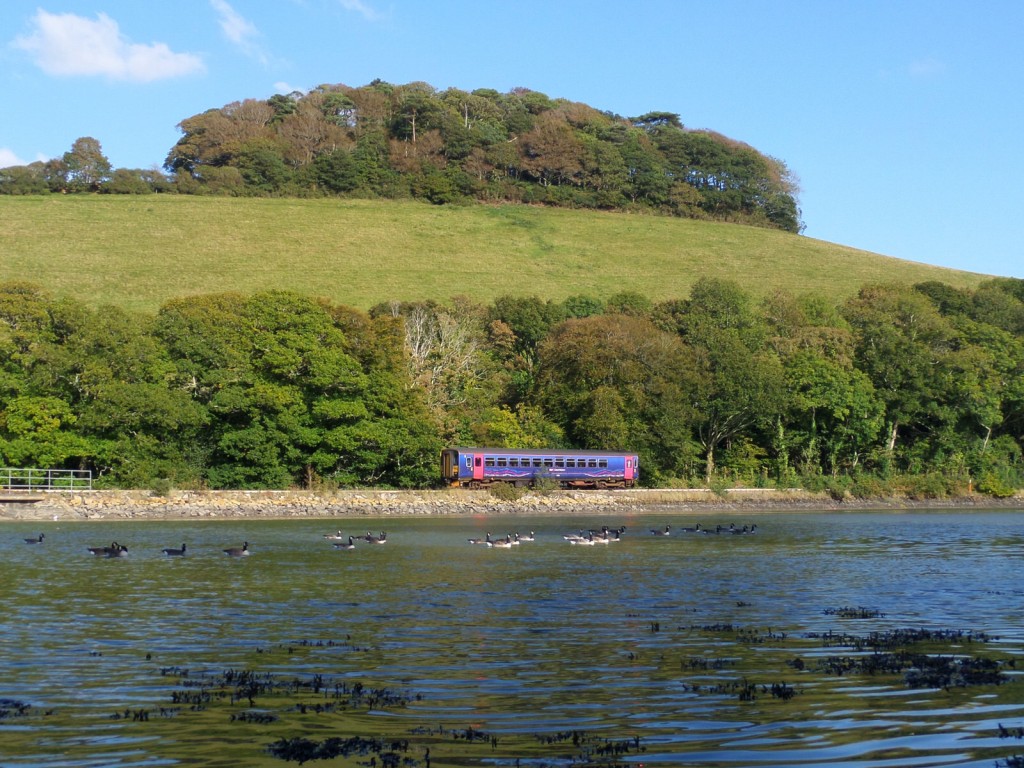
{"left": 1, "top": 510, "right": 1023, "bottom": 767}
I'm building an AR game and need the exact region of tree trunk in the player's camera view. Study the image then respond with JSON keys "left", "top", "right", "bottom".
{"left": 887, "top": 421, "right": 899, "bottom": 453}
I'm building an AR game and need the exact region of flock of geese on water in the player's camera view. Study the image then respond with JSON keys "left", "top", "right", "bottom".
{"left": 469, "top": 522, "right": 757, "bottom": 548}
{"left": 19, "top": 533, "right": 251, "bottom": 558}
{"left": 319, "top": 523, "right": 757, "bottom": 550}
{"left": 19, "top": 523, "right": 756, "bottom": 556}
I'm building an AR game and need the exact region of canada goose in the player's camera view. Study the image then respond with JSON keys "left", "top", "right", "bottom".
{"left": 490, "top": 534, "right": 514, "bottom": 548}
{"left": 162, "top": 543, "right": 187, "bottom": 556}
{"left": 650, "top": 525, "right": 671, "bottom": 536}
{"left": 679, "top": 523, "right": 703, "bottom": 533}
{"left": 364, "top": 531, "right": 387, "bottom": 544}
{"left": 24, "top": 533, "right": 44, "bottom": 544}
{"left": 333, "top": 536, "right": 356, "bottom": 550}
{"left": 87, "top": 541, "right": 119, "bottom": 556}
{"left": 323, "top": 531, "right": 346, "bottom": 541}
{"left": 730, "top": 524, "right": 758, "bottom": 535}
{"left": 223, "top": 542, "right": 249, "bottom": 556}
{"left": 518, "top": 531, "right": 536, "bottom": 542}
{"left": 106, "top": 544, "right": 129, "bottom": 558}
{"left": 467, "top": 532, "right": 492, "bottom": 545}
{"left": 596, "top": 526, "right": 624, "bottom": 542}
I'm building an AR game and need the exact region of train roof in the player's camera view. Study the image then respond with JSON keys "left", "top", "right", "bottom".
{"left": 443, "top": 447, "right": 635, "bottom": 457}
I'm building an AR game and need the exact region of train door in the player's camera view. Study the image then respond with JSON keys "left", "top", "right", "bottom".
{"left": 625, "top": 456, "right": 636, "bottom": 483}
{"left": 472, "top": 453, "right": 485, "bottom": 482}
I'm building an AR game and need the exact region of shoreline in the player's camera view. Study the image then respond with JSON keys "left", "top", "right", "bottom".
{"left": 1, "top": 488, "right": 1022, "bottom": 521}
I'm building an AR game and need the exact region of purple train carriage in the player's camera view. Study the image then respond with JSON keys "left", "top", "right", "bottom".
{"left": 441, "top": 447, "right": 639, "bottom": 490}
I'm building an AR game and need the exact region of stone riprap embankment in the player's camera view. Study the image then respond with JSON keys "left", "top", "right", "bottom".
{"left": 1, "top": 489, "right": 635, "bottom": 521}
{"left": 0, "top": 488, "right": 1019, "bottom": 522}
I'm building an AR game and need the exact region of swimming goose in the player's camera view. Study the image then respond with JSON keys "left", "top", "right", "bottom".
{"left": 730, "top": 524, "right": 758, "bottom": 535}
{"left": 87, "top": 541, "right": 120, "bottom": 556}
{"left": 106, "top": 544, "right": 129, "bottom": 558}
{"left": 490, "top": 534, "right": 515, "bottom": 548}
{"left": 24, "top": 533, "right": 44, "bottom": 544}
{"left": 467, "top": 532, "right": 492, "bottom": 545}
{"left": 162, "top": 543, "right": 187, "bottom": 556}
{"left": 323, "top": 530, "right": 347, "bottom": 541}
{"left": 223, "top": 542, "right": 249, "bottom": 556}
{"left": 679, "top": 523, "right": 703, "bottom": 533}
{"left": 650, "top": 525, "right": 671, "bottom": 536}
{"left": 333, "top": 536, "right": 356, "bottom": 550}
{"left": 518, "top": 531, "right": 536, "bottom": 542}
{"left": 364, "top": 531, "right": 387, "bottom": 544}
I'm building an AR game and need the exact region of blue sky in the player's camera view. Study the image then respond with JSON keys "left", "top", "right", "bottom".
{"left": 2, "top": 1, "right": 1021, "bottom": 279}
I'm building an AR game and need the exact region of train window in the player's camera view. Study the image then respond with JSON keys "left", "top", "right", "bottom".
{"left": 555, "top": 458, "right": 565, "bottom": 468}
{"left": 496, "top": 457, "right": 507, "bottom": 467}
{"left": 532, "top": 458, "right": 543, "bottom": 467}
{"left": 587, "top": 459, "right": 598, "bottom": 468}
{"left": 599, "top": 459, "right": 608, "bottom": 468}
{"left": 465, "top": 457, "right": 472, "bottom": 468}
{"left": 485, "top": 457, "right": 495, "bottom": 467}
{"left": 508, "top": 458, "right": 518, "bottom": 467}
{"left": 543, "top": 458, "right": 553, "bottom": 467}
{"left": 565, "top": 458, "right": 576, "bottom": 468}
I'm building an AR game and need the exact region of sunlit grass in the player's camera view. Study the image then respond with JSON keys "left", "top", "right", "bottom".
{"left": 0, "top": 195, "right": 989, "bottom": 313}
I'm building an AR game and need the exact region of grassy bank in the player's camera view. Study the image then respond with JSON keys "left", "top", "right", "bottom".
{"left": 0, "top": 195, "right": 989, "bottom": 312}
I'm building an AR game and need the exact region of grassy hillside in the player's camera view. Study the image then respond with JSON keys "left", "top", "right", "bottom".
{"left": 0, "top": 195, "right": 989, "bottom": 313}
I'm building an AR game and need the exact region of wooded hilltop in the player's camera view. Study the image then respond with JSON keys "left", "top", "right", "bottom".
{"left": 0, "top": 80, "right": 801, "bottom": 233}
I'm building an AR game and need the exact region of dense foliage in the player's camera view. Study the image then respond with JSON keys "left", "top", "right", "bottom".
{"left": 1, "top": 278, "right": 1021, "bottom": 495}
{"left": 0, "top": 81, "right": 802, "bottom": 232}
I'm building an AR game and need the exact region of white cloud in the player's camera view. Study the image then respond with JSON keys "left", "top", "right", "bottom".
{"left": 0, "top": 148, "right": 27, "bottom": 169}
{"left": 211, "top": 0, "right": 272, "bottom": 65}
{"left": 211, "top": 0, "right": 259, "bottom": 47}
{"left": 274, "top": 82, "right": 306, "bottom": 96}
{"left": 339, "top": 0, "right": 383, "bottom": 22}
{"left": 12, "top": 10, "right": 204, "bottom": 83}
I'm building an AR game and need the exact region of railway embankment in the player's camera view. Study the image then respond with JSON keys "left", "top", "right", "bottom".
{"left": 0, "top": 487, "right": 1021, "bottom": 521}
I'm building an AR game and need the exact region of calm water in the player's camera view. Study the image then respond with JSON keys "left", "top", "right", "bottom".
{"left": 1, "top": 510, "right": 1023, "bottom": 767}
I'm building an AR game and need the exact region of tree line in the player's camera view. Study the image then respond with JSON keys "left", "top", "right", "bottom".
{"left": 0, "top": 81, "right": 802, "bottom": 233}
{"left": 1, "top": 278, "right": 1022, "bottom": 496}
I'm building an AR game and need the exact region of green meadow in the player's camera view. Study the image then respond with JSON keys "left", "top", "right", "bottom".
{"left": 0, "top": 195, "right": 988, "bottom": 312}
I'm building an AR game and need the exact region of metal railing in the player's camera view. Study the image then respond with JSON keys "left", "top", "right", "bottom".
{"left": 0, "top": 468, "right": 92, "bottom": 492}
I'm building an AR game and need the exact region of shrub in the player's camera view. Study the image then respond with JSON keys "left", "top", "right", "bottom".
{"left": 849, "top": 475, "right": 888, "bottom": 499}
{"left": 150, "top": 477, "right": 173, "bottom": 497}
{"left": 976, "top": 470, "right": 1017, "bottom": 498}
{"left": 708, "top": 475, "right": 732, "bottom": 497}
{"left": 902, "top": 472, "right": 952, "bottom": 500}
{"left": 531, "top": 474, "right": 560, "bottom": 496}
{"left": 488, "top": 482, "right": 525, "bottom": 501}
